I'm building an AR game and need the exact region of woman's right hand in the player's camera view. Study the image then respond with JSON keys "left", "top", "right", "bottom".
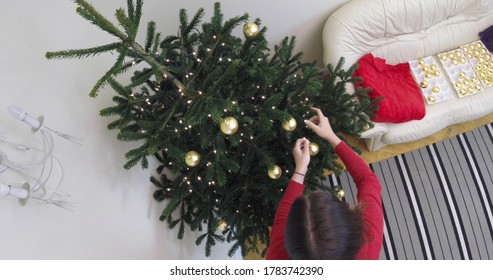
{"left": 304, "top": 107, "right": 341, "bottom": 147}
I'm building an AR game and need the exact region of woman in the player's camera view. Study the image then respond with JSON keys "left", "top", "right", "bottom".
{"left": 266, "top": 108, "right": 383, "bottom": 260}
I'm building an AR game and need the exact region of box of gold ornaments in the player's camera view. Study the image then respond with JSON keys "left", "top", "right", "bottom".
{"left": 409, "top": 56, "right": 454, "bottom": 104}
{"left": 411, "top": 40, "right": 493, "bottom": 105}
{"left": 438, "top": 47, "right": 483, "bottom": 98}
{"left": 459, "top": 40, "right": 493, "bottom": 88}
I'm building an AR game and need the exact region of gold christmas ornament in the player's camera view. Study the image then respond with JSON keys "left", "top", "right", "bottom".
{"left": 420, "top": 81, "right": 428, "bottom": 88}
{"left": 362, "top": 123, "right": 370, "bottom": 131}
{"left": 334, "top": 187, "right": 345, "bottom": 199}
{"left": 243, "top": 22, "right": 260, "bottom": 39}
{"left": 184, "top": 151, "right": 200, "bottom": 167}
{"left": 220, "top": 116, "right": 239, "bottom": 135}
{"left": 282, "top": 116, "right": 297, "bottom": 132}
{"left": 309, "top": 142, "right": 320, "bottom": 156}
{"left": 427, "top": 95, "right": 436, "bottom": 103}
{"left": 267, "top": 165, "right": 282, "bottom": 179}
{"left": 431, "top": 86, "right": 440, "bottom": 94}
{"left": 217, "top": 219, "right": 228, "bottom": 232}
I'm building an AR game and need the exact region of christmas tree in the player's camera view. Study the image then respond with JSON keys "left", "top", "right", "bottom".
{"left": 46, "top": 0, "right": 378, "bottom": 257}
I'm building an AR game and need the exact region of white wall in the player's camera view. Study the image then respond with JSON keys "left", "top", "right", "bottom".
{"left": 0, "top": 0, "right": 348, "bottom": 259}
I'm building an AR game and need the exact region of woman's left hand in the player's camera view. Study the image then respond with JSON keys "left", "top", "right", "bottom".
{"left": 293, "top": 138, "right": 311, "bottom": 175}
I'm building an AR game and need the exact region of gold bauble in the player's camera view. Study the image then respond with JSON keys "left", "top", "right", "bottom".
{"left": 309, "top": 142, "right": 320, "bottom": 156}
{"left": 282, "top": 117, "right": 297, "bottom": 132}
{"left": 362, "top": 123, "right": 371, "bottom": 131}
{"left": 220, "top": 116, "right": 239, "bottom": 135}
{"left": 431, "top": 86, "right": 440, "bottom": 94}
{"left": 267, "top": 165, "right": 282, "bottom": 179}
{"left": 184, "top": 151, "right": 200, "bottom": 167}
{"left": 243, "top": 22, "right": 260, "bottom": 39}
{"left": 420, "top": 81, "right": 429, "bottom": 88}
{"left": 427, "top": 95, "right": 436, "bottom": 103}
{"left": 217, "top": 219, "right": 228, "bottom": 232}
{"left": 334, "top": 187, "right": 345, "bottom": 199}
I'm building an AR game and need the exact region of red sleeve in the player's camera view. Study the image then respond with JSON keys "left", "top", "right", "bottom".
{"left": 265, "top": 180, "right": 304, "bottom": 260}
{"left": 334, "top": 142, "right": 384, "bottom": 260}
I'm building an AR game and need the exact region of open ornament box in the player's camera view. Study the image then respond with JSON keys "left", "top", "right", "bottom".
{"left": 410, "top": 40, "right": 493, "bottom": 105}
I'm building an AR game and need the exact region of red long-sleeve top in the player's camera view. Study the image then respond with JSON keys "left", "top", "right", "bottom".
{"left": 265, "top": 141, "right": 383, "bottom": 260}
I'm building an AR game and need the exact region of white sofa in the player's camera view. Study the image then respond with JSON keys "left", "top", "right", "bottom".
{"left": 323, "top": 0, "right": 493, "bottom": 151}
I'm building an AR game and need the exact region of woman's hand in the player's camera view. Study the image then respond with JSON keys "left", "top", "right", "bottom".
{"left": 292, "top": 138, "right": 311, "bottom": 176}
{"left": 304, "top": 107, "right": 341, "bottom": 147}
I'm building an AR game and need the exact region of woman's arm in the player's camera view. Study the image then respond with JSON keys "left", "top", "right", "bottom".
{"left": 265, "top": 138, "right": 311, "bottom": 259}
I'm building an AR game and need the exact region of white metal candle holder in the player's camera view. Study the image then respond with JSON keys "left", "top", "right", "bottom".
{"left": 0, "top": 106, "right": 82, "bottom": 210}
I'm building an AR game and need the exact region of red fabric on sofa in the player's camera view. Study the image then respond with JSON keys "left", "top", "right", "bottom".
{"left": 354, "top": 53, "right": 426, "bottom": 123}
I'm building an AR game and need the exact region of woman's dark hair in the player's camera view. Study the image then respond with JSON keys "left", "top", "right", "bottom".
{"left": 284, "top": 191, "right": 364, "bottom": 259}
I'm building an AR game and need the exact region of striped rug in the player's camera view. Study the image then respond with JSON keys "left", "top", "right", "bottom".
{"left": 326, "top": 123, "right": 493, "bottom": 260}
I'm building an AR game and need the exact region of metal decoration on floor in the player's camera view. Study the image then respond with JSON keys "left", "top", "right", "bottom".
{"left": 0, "top": 106, "right": 82, "bottom": 210}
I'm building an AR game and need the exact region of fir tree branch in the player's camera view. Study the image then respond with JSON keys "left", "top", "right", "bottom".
{"left": 89, "top": 48, "right": 127, "bottom": 97}
{"left": 115, "top": 8, "right": 134, "bottom": 38}
{"left": 144, "top": 21, "right": 156, "bottom": 52}
{"left": 73, "top": 0, "right": 185, "bottom": 93}
{"left": 74, "top": 0, "right": 127, "bottom": 39}
{"left": 45, "top": 42, "right": 122, "bottom": 60}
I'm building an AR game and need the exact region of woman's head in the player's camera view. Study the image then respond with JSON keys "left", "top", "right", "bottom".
{"left": 284, "top": 191, "right": 364, "bottom": 259}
